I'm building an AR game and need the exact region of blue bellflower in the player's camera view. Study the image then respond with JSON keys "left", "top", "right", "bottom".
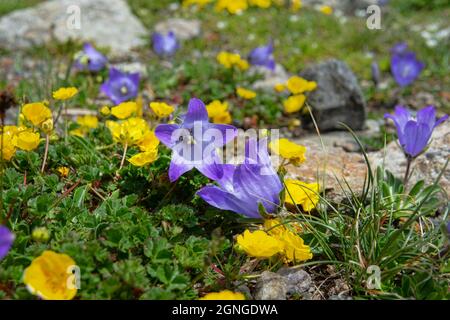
{"left": 152, "top": 31, "right": 179, "bottom": 57}
{"left": 74, "top": 43, "right": 107, "bottom": 72}
{"left": 100, "top": 68, "right": 140, "bottom": 105}
{"left": 0, "top": 225, "right": 14, "bottom": 260}
{"left": 390, "top": 43, "right": 424, "bottom": 87}
{"left": 248, "top": 42, "right": 275, "bottom": 71}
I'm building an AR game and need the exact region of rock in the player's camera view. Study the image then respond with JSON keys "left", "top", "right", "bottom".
{"left": 277, "top": 268, "right": 313, "bottom": 295}
{"left": 0, "top": 0, "right": 147, "bottom": 57}
{"left": 299, "top": 59, "right": 367, "bottom": 131}
{"left": 154, "top": 18, "right": 201, "bottom": 40}
{"left": 251, "top": 64, "right": 290, "bottom": 91}
{"left": 254, "top": 271, "right": 287, "bottom": 300}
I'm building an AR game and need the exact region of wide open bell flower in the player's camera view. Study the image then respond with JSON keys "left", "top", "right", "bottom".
{"left": 155, "top": 98, "right": 237, "bottom": 182}
{"left": 197, "top": 139, "right": 283, "bottom": 219}
{"left": 248, "top": 42, "right": 275, "bottom": 71}
{"left": 384, "top": 105, "right": 448, "bottom": 158}
{"left": 100, "top": 68, "right": 140, "bottom": 105}
{"left": 390, "top": 43, "right": 424, "bottom": 87}
{"left": 152, "top": 31, "right": 179, "bottom": 57}
{"left": 0, "top": 225, "right": 14, "bottom": 260}
{"left": 74, "top": 43, "right": 107, "bottom": 72}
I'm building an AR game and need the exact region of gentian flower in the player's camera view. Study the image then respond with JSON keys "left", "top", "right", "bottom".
{"left": 74, "top": 43, "right": 107, "bottom": 72}
{"left": 0, "top": 225, "right": 14, "bottom": 260}
{"left": 100, "top": 68, "right": 140, "bottom": 105}
{"left": 197, "top": 139, "right": 283, "bottom": 218}
{"left": 390, "top": 43, "right": 424, "bottom": 87}
{"left": 248, "top": 42, "right": 275, "bottom": 71}
{"left": 384, "top": 105, "right": 448, "bottom": 158}
{"left": 155, "top": 98, "right": 237, "bottom": 182}
{"left": 152, "top": 31, "right": 179, "bottom": 57}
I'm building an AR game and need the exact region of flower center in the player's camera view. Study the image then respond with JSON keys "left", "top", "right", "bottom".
{"left": 120, "top": 86, "right": 128, "bottom": 95}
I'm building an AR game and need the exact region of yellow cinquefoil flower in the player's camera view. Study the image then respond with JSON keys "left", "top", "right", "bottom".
{"left": 52, "top": 87, "right": 78, "bottom": 100}
{"left": 0, "top": 126, "right": 18, "bottom": 161}
{"left": 70, "top": 115, "right": 98, "bottom": 137}
{"left": 269, "top": 138, "right": 306, "bottom": 165}
{"left": 206, "top": 100, "right": 232, "bottom": 124}
{"left": 111, "top": 102, "right": 138, "bottom": 120}
{"left": 32, "top": 227, "right": 50, "bottom": 242}
{"left": 274, "top": 83, "right": 286, "bottom": 92}
{"left": 100, "top": 106, "right": 111, "bottom": 116}
{"left": 249, "top": 0, "right": 271, "bottom": 8}
{"left": 21, "top": 102, "right": 52, "bottom": 127}
{"left": 15, "top": 131, "right": 41, "bottom": 151}
{"left": 284, "top": 179, "right": 319, "bottom": 212}
{"left": 128, "top": 150, "right": 158, "bottom": 167}
{"left": 150, "top": 102, "right": 174, "bottom": 118}
{"left": 23, "top": 250, "right": 77, "bottom": 300}
{"left": 106, "top": 117, "right": 149, "bottom": 146}
{"left": 264, "top": 218, "right": 303, "bottom": 236}
{"left": 236, "top": 230, "right": 284, "bottom": 258}
{"left": 286, "top": 76, "right": 317, "bottom": 94}
{"left": 291, "top": 0, "right": 302, "bottom": 11}
{"left": 283, "top": 94, "right": 306, "bottom": 113}
{"left": 217, "top": 52, "right": 249, "bottom": 70}
{"left": 278, "top": 229, "right": 313, "bottom": 263}
{"left": 200, "top": 290, "right": 246, "bottom": 300}
{"left": 319, "top": 5, "right": 333, "bottom": 15}
{"left": 236, "top": 87, "right": 257, "bottom": 100}
{"left": 57, "top": 166, "right": 70, "bottom": 177}
{"left": 137, "top": 130, "right": 160, "bottom": 152}
{"left": 215, "top": 0, "right": 248, "bottom": 14}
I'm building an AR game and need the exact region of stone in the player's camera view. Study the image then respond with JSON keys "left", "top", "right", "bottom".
{"left": 277, "top": 267, "right": 313, "bottom": 295}
{"left": 154, "top": 18, "right": 201, "bottom": 40}
{"left": 251, "top": 64, "right": 290, "bottom": 91}
{"left": 299, "top": 59, "right": 367, "bottom": 131}
{"left": 254, "top": 271, "right": 287, "bottom": 300}
{"left": 0, "top": 0, "right": 147, "bottom": 57}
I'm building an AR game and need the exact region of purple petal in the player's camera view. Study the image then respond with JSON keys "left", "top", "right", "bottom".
{"left": 0, "top": 225, "right": 14, "bottom": 260}
{"left": 205, "top": 123, "right": 238, "bottom": 147}
{"left": 169, "top": 153, "right": 194, "bottom": 182}
{"left": 155, "top": 124, "right": 181, "bottom": 148}
{"left": 416, "top": 105, "right": 436, "bottom": 129}
{"left": 435, "top": 114, "right": 449, "bottom": 127}
{"left": 402, "top": 120, "right": 432, "bottom": 157}
{"left": 391, "top": 52, "right": 424, "bottom": 87}
{"left": 184, "top": 98, "right": 209, "bottom": 127}
{"left": 390, "top": 42, "right": 408, "bottom": 55}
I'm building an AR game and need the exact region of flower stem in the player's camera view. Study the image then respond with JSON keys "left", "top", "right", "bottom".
{"left": 119, "top": 143, "right": 128, "bottom": 170}
{"left": 403, "top": 156, "right": 413, "bottom": 187}
{"left": 40, "top": 134, "right": 50, "bottom": 173}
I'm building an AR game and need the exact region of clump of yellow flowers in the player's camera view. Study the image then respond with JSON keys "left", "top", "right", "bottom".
{"left": 275, "top": 76, "right": 317, "bottom": 114}
{"left": 150, "top": 102, "right": 175, "bottom": 118}
{"left": 200, "top": 290, "right": 246, "bottom": 300}
{"left": 217, "top": 51, "right": 249, "bottom": 71}
{"left": 70, "top": 115, "right": 99, "bottom": 137}
{"left": 206, "top": 100, "right": 232, "bottom": 124}
{"left": 236, "top": 218, "right": 313, "bottom": 263}
{"left": 236, "top": 87, "right": 257, "bottom": 100}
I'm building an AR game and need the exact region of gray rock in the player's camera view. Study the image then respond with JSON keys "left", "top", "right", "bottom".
{"left": 0, "top": 0, "right": 147, "bottom": 57}
{"left": 299, "top": 59, "right": 367, "bottom": 131}
{"left": 154, "top": 18, "right": 201, "bottom": 40}
{"left": 251, "top": 64, "right": 290, "bottom": 91}
{"left": 254, "top": 271, "right": 287, "bottom": 300}
{"left": 277, "top": 267, "right": 313, "bottom": 295}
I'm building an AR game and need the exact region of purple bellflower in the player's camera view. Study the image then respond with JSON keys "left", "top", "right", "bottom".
{"left": 384, "top": 105, "right": 448, "bottom": 158}
{"left": 100, "top": 68, "right": 140, "bottom": 105}
{"left": 248, "top": 42, "right": 275, "bottom": 71}
{"left": 74, "top": 43, "right": 107, "bottom": 72}
{"left": 0, "top": 225, "right": 14, "bottom": 260}
{"left": 390, "top": 43, "right": 424, "bottom": 87}
{"left": 152, "top": 31, "right": 179, "bottom": 57}
{"left": 155, "top": 98, "right": 237, "bottom": 182}
{"left": 197, "top": 139, "right": 283, "bottom": 219}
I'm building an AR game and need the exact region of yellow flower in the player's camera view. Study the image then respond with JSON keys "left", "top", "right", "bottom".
{"left": 264, "top": 218, "right": 304, "bottom": 236}
{"left": 15, "top": 131, "right": 41, "bottom": 151}
{"left": 236, "top": 87, "right": 257, "bottom": 100}
{"left": 236, "top": 230, "right": 283, "bottom": 258}
{"left": 52, "top": 87, "right": 78, "bottom": 100}
{"left": 100, "top": 106, "right": 111, "bottom": 116}
{"left": 215, "top": 0, "right": 248, "bottom": 14}
{"left": 57, "top": 166, "right": 70, "bottom": 177}
{"left": 284, "top": 179, "right": 320, "bottom": 212}
{"left": 150, "top": 102, "right": 174, "bottom": 118}
{"left": 23, "top": 250, "right": 77, "bottom": 300}
{"left": 32, "top": 227, "right": 50, "bottom": 242}
{"left": 22, "top": 102, "right": 52, "bottom": 126}
{"left": 1, "top": 126, "right": 18, "bottom": 161}
{"left": 286, "top": 76, "right": 316, "bottom": 94}
{"left": 319, "top": 5, "right": 333, "bottom": 15}
{"left": 291, "top": 0, "right": 302, "bottom": 11}
{"left": 137, "top": 130, "right": 160, "bottom": 152}
{"left": 77, "top": 115, "right": 98, "bottom": 129}
{"left": 278, "top": 230, "right": 313, "bottom": 263}
{"left": 217, "top": 52, "right": 249, "bottom": 70}
{"left": 249, "top": 0, "right": 271, "bottom": 8}
{"left": 106, "top": 117, "right": 149, "bottom": 146}
{"left": 212, "top": 111, "right": 232, "bottom": 124}
{"left": 128, "top": 150, "right": 158, "bottom": 167}
{"left": 206, "top": 100, "right": 228, "bottom": 118}
{"left": 200, "top": 290, "right": 246, "bottom": 300}
{"left": 283, "top": 94, "right": 305, "bottom": 113}
{"left": 274, "top": 83, "right": 286, "bottom": 92}
{"left": 111, "top": 102, "right": 137, "bottom": 120}
{"left": 41, "top": 118, "right": 54, "bottom": 134}
{"left": 269, "top": 138, "right": 306, "bottom": 165}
